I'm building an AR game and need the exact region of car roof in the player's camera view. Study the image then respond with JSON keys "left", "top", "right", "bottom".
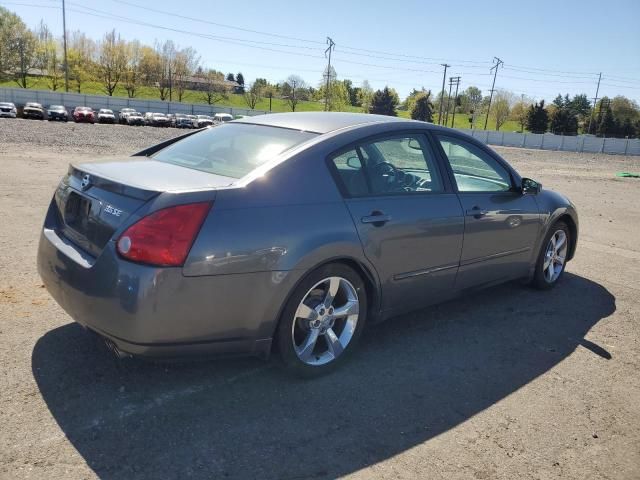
{"left": 236, "top": 111, "right": 416, "bottom": 134}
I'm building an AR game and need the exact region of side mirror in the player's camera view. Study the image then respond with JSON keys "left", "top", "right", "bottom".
{"left": 521, "top": 177, "right": 541, "bottom": 195}
{"left": 346, "top": 156, "right": 361, "bottom": 169}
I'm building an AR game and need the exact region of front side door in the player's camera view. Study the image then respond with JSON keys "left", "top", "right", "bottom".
{"left": 433, "top": 133, "right": 540, "bottom": 289}
{"left": 329, "top": 132, "right": 464, "bottom": 315}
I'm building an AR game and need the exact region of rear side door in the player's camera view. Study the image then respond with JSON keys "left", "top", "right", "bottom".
{"left": 328, "top": 132, "right": 464, "bottom": 315}
{"left": 433, "top": 133, "right": 540, "bottom": 289}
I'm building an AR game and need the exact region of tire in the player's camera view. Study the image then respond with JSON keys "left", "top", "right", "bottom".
{"left": 276, "top": 263, "right": 368, "bottom": 377}
{"left": 530, "top": 221, "right": 570, "bottom": 290}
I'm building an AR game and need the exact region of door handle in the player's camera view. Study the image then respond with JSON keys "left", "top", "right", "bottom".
{"left": 361, "top": 212, "right": 391, "bottom": 226}
{"left": 466, "top": 206, "right": 489, "bottom": 218}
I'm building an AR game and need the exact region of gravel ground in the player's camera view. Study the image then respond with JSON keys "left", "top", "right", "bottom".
{"left": 1, "top": 118, "right": 639, "bottom": 480}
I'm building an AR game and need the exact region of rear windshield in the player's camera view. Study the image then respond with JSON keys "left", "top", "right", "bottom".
{"left": 152, "top": 123, "right": 317, "bottom": 179}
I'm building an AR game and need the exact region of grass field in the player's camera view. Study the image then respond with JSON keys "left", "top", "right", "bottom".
{"left": 1, "top": 78, "right": 521, "bottom": 132}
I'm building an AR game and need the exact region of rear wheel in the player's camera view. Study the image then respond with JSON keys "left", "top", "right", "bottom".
{"left": 531, "top": 221, "right": 570, "bottom": 289}
{"left": 276, "top": 264, "right": 367, "bottom": 377}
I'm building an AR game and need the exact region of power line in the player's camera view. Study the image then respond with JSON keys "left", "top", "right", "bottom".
{"left": 4, "top": 0, "right": 639, "bottom": 101}
{"left": 502, "top": 66, "right": 599, "bottom": 80}
{"left": 63, "top": 2, "right": 326, "bottom": 60}
{"left": 110, "top": 0, "right": 323, "bottom": 45}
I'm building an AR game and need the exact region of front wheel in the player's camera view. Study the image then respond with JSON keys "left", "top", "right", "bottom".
{"left": 531, "top": 221, "right": 570, "bottom": 289}
{"left": 276, "top": 264, "right": 367, "bottom": 377}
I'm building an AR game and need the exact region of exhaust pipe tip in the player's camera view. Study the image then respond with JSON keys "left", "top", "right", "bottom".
{"left": 103, "top": 337, "right": 131, "bottom": 359}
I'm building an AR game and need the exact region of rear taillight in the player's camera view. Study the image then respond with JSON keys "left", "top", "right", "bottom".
{"left": 116, "top": 202, "right": 212, "bottom": 267}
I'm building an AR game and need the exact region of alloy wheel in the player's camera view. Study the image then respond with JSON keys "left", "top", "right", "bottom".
{"left": 543, "top": 229, "right": 568, "bottom": 283}
{"left": 291, "top": 276, "right": 360, "bottom": 366}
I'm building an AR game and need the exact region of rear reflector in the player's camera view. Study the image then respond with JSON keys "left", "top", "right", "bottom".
{"left": 117, "top": 202, "right": 212, "bottom": 267}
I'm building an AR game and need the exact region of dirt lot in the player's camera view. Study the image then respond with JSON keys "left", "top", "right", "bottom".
{"left": 1, "top": 119, "right": 639, "bottom": 480}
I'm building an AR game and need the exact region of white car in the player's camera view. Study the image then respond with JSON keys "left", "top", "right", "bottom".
{"left": 193, "top": 115, "right": 214, "bottom": 128}
{"left": 126, "top": 111, "right": 144, "bottom": 126}
{"left": 0, "top": 102, "right": 17, "bottom": 118}
{"left": 97, "top": 109, "right": 116, "bottom": 124}
{"left": 213, "top": 113, "right": 233, "bottom": 124}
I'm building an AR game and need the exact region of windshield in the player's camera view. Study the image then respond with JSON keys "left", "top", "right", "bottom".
{"left": 153, "top": 123, "right": 317, "bottom": 179}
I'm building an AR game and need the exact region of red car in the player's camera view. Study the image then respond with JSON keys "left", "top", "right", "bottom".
{"left": 73, "top": 106, "right": 95, "bottom": 124}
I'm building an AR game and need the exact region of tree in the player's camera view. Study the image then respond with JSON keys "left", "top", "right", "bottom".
{"left": 243, "top": 81, "right": 263, "bottom": 109}
{"left": 510, "top": 101, "right": 529, "bottom": 132}
{"left": 282, "top": 74, "right": 306, "bottom": 112}
{"left": 549, "top": 105, "right": 578, "bottom": 135}
{"left": 492, "top": 90, "right": 513, "bottom": 131}
{"left": 597, "top": 106, "right": 615, "bottom": 137}
{"left": 410, "top": 90, "right": 434, "bottom": 122}
{"left": 97, "top": 29, "right": 127, "bottom": 96}
{"left": 200, "top": 69, "right": 229, "bottom": 105}
{"left": 317, "top": 79, "right": 349, "bottom": 111}
{"left": 403, "top": 87, "right": 426, "bottom": 113}
{"left": 34, "top": 21, "right": 62, "bottom": 91}
{"left": 610, "top": 96, "right": 640, "bottom": 123}
{"left": 226, "top": 72, "right": 234, "bottom": 82}
{"left": 369, "top": 87, "right": 399, "bottom": 116}
{"left": 148, "top": 40, "right": 175, "bottom": 100}
{"left": 357, "top": 80, "right": 373, "bottom": 113}
{"left": 173, "top": 46, "right": 199, "bottom": 102}
{"left": 526, "top": 101, "right": 549, "bottom": 134}
{"left": 342, "top": 79, "right": 358, "bottom": 106}
{"left": 235, "top": 72, "right": 245, "bottom": 93}
{"left": 461, "top": 86, "right": 483, "bottom": 115}
{"left": 123, "top": 40, "right": 142, "bottom": 98}
{"left": 0, "top": 7, "right": 33, "bottom": 84}
{"left": 621, "top": 118, "right": 636, "bottom": 138}
{"left": 66, "top": 31, "right": 96, "bottom": 92}
{"left": 569, "top": 94, "right": 591, "bottom": 117}
{"left": 15, "top": 34, "right": 36, "bottom": 88}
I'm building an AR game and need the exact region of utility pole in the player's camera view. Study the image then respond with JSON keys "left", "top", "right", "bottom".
{"left": 484, "top": 56, "right": 503, "bottom": 130}
{"left": 323, "top": 37, "right": 335, "bottom": 111}
{"left": 168, "top": 64, "right": 172, "bottom": 102}
{"left": 587, "top": 72, "right": 602, "bottom": 135}
{"left": 450, "top": 76, "right": 461, "bottom": 128}
{"left": 438, "top": 63, "right": 450, "bottom": 125}
{"left": 444, "top": 77, "right": 454, "bottom": 126}
{"left": 62, "top": 0, "right": 69, "bottom": 92}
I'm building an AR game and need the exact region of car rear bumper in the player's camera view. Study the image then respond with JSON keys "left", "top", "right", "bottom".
{"left": 37, "top": 202, "right": 294, "bottom": 359}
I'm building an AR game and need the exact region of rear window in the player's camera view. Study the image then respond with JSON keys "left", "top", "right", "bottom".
{"left": 152, "top": 123, "right": 318, "bottom": 179}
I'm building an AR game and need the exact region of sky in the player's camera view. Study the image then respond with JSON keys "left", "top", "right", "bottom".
{"left": 2, "top": 0, "right": 640, "bottom": 102}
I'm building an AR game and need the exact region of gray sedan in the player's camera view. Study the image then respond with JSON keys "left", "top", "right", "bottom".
{"left": 37, "top": 112, "right": 578, "bottom": 376}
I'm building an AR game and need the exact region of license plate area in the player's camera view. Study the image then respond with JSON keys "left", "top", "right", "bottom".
{"left": 64, "top": 192, "right": 92, "bottom": 233}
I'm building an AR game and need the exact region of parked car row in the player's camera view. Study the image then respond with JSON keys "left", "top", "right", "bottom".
{"left": 0, "top": 102, "right": 243, "bottom": 128}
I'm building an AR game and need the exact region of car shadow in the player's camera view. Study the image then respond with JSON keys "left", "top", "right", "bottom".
{"left": 32, "top": 272, "right": 614, "bottom": 479}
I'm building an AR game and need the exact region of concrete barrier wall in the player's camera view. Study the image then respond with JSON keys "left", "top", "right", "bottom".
{"left": 459, "top": 128, "right": 639, "bottom": 156}
{"left": 2, "top": 87, "right": 639, "bottom": 155}
{"left": 0, "top": 87, "right": 269, "bottom": 118}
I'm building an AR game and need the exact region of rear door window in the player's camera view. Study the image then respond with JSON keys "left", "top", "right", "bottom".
{"left": 330, "top": 133, "right": 443, "bottom": 196}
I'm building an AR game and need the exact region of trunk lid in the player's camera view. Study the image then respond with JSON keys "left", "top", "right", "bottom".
{"left": 54, "top": 157, "right": 234, "bottom": 257}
